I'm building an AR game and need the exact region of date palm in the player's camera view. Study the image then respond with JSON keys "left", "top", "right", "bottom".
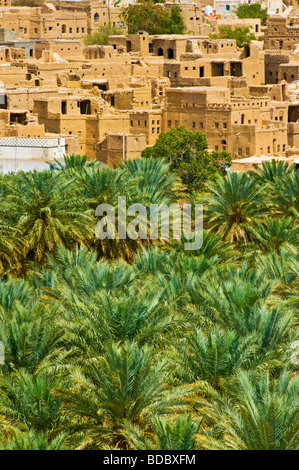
{"left": 198, "top": 370, "right": 299, "bottom": 450}
{"left": 175, "top": 326, "right": 255, "bottom": 389}
{"left": 120, "top": 157, "right": 182, "bottom": 206}
{"left": 0, "top": 222, "right": 22, "bottom": 277}
{"left": 204, "top": 172, "right": 267, "bottom": 243}
{"left": 0, "top": 430, "right": 68, "bottom": 450}
{"left": 254, "top": 250, "right": 299, "bottom": 315}
{"left": 271, "top": 170, "right": 299, "bottom": 219}
{"left": 5, "top": 171, "right": 94, "bottom": 264}
{"left": 50, "top": 154, "right": 99, "bottom": 172}
{"left": 57, "top": 342, "right": 192, "bottom": 449}
{"left": 58, "top": 289, "right": 183, "bottom": 355}
{"left": 122, "top": 414, "right": 201, "bottom": 450}
{"left": 251, "top": 159, "right": 295, "bottom": 185}
{"left": 249, "top": 216, "right": 298, "bottom": 252}
{"left": 188, "top": 266, "right": 294, "bottom": 367}
{"left": 0, "top": 370, "right": 66, "bottom": 436}
{"left": 0, "top": 300, "right": 63, "bottom": 373}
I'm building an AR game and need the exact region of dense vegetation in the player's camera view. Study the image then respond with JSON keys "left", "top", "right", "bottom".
{"left": 0, "top": 152, "right": 298, "bottom": 450}
{"left": 121, "top": 2, "right": 185, "bottom": 35}
{"left": 210, "top": 26, "right": 256, "bottom": 48}
{"left": 142, "top": 127, "right": 232, "bottom": 191}
{"left": 11, "top": 0, "right": 43, "bottom": 6}
{"left": 235, "top": 2, "right": 268, "bottom": 25}
{"left": 84, "top": 26, "right": 124, "bottom": 46}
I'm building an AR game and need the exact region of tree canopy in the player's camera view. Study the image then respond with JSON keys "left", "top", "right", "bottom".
{"left": 84, "top": 26, "right": 124, "bottom": 46}
{"left": 210, "top": 25, "right": 256, "bottom": 48}
{"left": 141, "top": 127, "right": 232, "bottom": 191}
{"left": 235, "top": 2, "right": 268, "bottom": 25}
{"left": 0, "top": 155, "right": 298, "bottom": 450}
{"left": 121, "top": 2, "right": 185, "bottom": 35}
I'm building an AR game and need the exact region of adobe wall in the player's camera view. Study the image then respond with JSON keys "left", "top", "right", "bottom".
{"left": 129, "top": 109, "right": 163, "bottom": 146}
{"left": 96, "top": 133, "right": 146, "bottom": 166}
{"left": 278, "top": 63, "right": 299, "bottom": 83}
{"left": 288, "top": 121, "right": 299, "bottom": 147}
{"left": 35, "top": 40, "right": 83, "bottom": 60}
{"left": 264, "top": 17, "right": 299, "bottom": 51}
{"left": 265, "top": 52, "right": 290, "bottom": 84}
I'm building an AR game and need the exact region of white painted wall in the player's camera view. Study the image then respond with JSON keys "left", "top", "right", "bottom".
{"left": 0, "top": 136, "right": 65, "bottom": 173}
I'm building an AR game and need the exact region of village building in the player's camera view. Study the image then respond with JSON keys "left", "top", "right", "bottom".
{"left": 0, "top": 2, "right": 299, "bottom": 168}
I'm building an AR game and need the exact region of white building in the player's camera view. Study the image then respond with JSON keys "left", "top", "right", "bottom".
{"left": 214, "top": 0, "right": 264, "bottom": 19}
{"left": 0, "top": 136, "right": 65, "bottom": 173}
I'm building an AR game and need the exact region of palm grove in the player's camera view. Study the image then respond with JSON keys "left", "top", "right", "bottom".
{"left": 0, "top": 125, "right": 298, "bottom": 449}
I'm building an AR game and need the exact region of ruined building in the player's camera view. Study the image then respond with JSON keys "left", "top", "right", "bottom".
{"left": 0, "top": 2, "right": 298, "bottom": 169}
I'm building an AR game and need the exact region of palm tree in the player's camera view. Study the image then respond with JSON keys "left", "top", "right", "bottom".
{"left": 50, "top": 154, "right": 99, "bottom": 172}
{"left": 173, "top": 229, "right": 236, "bottom": 263}
{"left": 204, "top": 172, "right": 267, "bottom": 243}
{"left": 0, "top": 430, "right": 68, "bottom": 450}
{"left": 77, "top": 165, "right": 120, "bottom": 210}
{"left": 122, "top": 414, "right": 201, "bottom": 450}
{"left": 133, "top": 247, "right": 215, "bottom": 308}
{"left": 6, "top": 171, "right": 94, "bottom": 264}
{"left": 255, "top": 249, "right": 299, "bottom": 303}
{"left": 0, "top": 299, "right": 63, "bottom": 373}
{"left": 251, "top": 159, "right": 295, "bottom": 185}
{"left": 249, "top": 216, "right": 298, "bottom": 252}
{"left": 58, "top": 288, "right": 184, "bottom": 355}
{"left": 198, "top": 370, "right": 299, "bottom": 450}
{"left": 44, "top": 244, "right": 135, "bottom": 296}
{"left": 175, "top": 326, "right": 255, "bottom": 389}
{"left": 187, "top": 265, "right": 294, "bottom": 367}
{"left": 271, "top": 170, "right": 299, "bottom": 219}
{"left": 120, "top": 157, "right": 183, "bottom": 206}
{"left": 57, "top": 342, "right": 192, "bottom": 449}
{"left": 0, "top": 222, "right": 22, "bottom": 277}
{"left": 0, "top": 370, "right": 66, "bottom": 436}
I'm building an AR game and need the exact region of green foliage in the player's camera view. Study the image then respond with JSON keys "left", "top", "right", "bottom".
{"left": 198, "top": 370, "right": 299, "bottom": 449}
{"left": 84, "top": 26, "right": 124, "bottom": 46}
{"left": 0, "top": 156, "right": 297, "bottom": 450}
{"left": 235, "top": 2, "right": 268, "bottom": 25}
{"left": 210, "top": 26, "right": 256, "bottom": 48}
{"left": 142, "top": 126, "right": 232, "bottom": 191}
{"left": 11, "top": 0, "right": 43, "bottom": 6}
{"left": 121, "top": 3, "right": 185, "bottom": 35}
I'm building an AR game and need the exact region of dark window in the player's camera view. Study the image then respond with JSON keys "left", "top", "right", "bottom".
{"left": 80, "top": 100, "right": 91, "bottom": 115}
{"left": 167, "top": 48, "right": 174, "bottom": 59}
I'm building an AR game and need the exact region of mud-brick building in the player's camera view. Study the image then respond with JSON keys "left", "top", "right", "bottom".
{"left": 90, "top": 2, "right": 125, "bottom": 33}
{"left": 163, "top": 87, "right": 288, "bottom": 157}
{"left": 33, "top": 95, "right": 130, "bottom": 159}
{"left": 264, "top": 16, "right": 299, "bottom": 51}
{"left": 265, "top": 52, "right": 290, "bottom": 84}
{"left": 102, "top": 87, "right": 153, "bottom": 111}
{"left": 129, "top": 109, "right": 163, "bottom": 146}
{"left": 164, "top": 2, "right": 205, "bottom": 36}
{"left": 97, "top": 133, "right": 147, "bottom": 166}
{"left": 0, "top": 3, "right": 89, "bottom": 41}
